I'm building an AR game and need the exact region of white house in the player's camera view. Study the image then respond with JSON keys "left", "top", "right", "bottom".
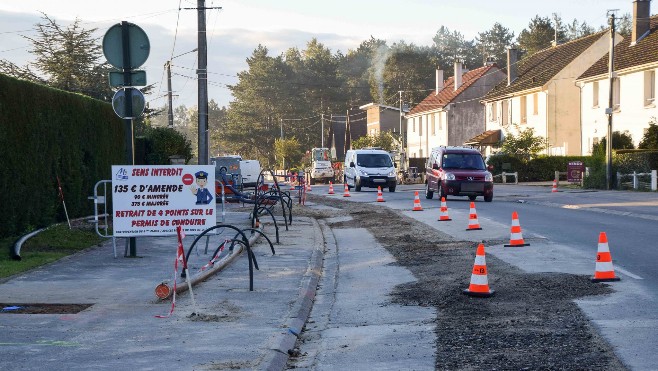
{"left": 576, "top": 0, "right": 658, "bottom": 154}
{"left": 405, "top": 60, "right": 505, "bottom": 159}
{"left": 482, "top": 30, "right": 619, "bottom": 156}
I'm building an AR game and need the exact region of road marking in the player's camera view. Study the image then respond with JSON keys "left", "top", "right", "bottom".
{"left": 616, "top": 267, "right": 643, "bottom": 280}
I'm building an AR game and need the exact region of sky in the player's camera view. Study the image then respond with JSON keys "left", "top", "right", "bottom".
{"left": 0, "top": 0, "right": 639, "bottom": 110}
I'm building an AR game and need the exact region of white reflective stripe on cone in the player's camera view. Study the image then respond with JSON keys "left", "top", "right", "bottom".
{"left": 469, "top": 274, "right": 489, "bottom": 285}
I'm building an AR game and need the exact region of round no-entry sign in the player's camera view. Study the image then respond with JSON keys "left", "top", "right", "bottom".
{"left": 112, "top": 88, "right": 145, "bottom": 119}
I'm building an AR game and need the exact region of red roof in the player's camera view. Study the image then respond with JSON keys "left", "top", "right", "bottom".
{"left": 407, "top": 64, "right": 500, "bottom": 116}
{"left": 578, "top": 15, "right": 658, "bottom": 80}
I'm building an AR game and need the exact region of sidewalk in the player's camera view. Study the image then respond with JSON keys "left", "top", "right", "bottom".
{"left": 0, "top": 204, "right": 324, "bottom": 371}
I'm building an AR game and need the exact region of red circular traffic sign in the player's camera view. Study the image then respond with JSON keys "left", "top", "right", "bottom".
{"left": 182, "top": 173, "right": 194, "bottom": 185}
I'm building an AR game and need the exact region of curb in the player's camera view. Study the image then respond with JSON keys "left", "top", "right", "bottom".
{"left": 261, "top": 217, "right": 327, "bottom": 370}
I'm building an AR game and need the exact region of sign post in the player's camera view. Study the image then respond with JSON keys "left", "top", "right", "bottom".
{"left": 103, "top": 21, "right": 150, "bottom": 257}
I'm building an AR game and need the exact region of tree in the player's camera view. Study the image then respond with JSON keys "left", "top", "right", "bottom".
{"left": 476, "top": 23, "right": 515, "bottom": 66}
{"left": 565, "top": 19, "right": 596, "bottom": 41}
{"left": 274, "top": 137, "right": 302, "bottom": 169}
{"left": 0, "top": 14, "right": 113, "bottom": 101}
{"left": 498, "top": 125, "right": 547, "bottom": 162}
{"left": 639, "top": 119, "right": 658, "bottom": 149}
{"left": 143, "top": 127, "right": 193, "bottom": 165}
{"left": 338, "top": 37, "right": 387, "bottom": 106}
{"left": 351, "top": 131, "right": 396, "bottom": 152}
{"left": 517, "top": 15, "right": 565, "bottom": 57}
{"left": 378, "top": 42, "right": 438, "bottom": 106}
{"left": 592, "top": 130, "right": 635, "bottom": 155}
{"left": 432, "top": 26, "right": 478, "bottom": 69}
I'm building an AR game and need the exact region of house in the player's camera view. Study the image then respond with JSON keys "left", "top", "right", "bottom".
{"left": 405, "top": 60, "right": 506, "bottom": 159}
{"left": 358, "top": 103, "right": 406, "bottom": 137}
{"left": 576, "top": 0, "right": 658, "bottom": 154}
{"left": 482, "top": 30, "right": 621, "bottom": 156}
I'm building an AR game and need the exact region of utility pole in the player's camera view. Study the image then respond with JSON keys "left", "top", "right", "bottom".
{"left": 165, "top": 48, "right": 196, "bottom": 129}
{"left": 166, "top": 61, "right": 173, "bottom": 128}
{"left": 197, "top": 0, "right": 209, "bottom": 165}
{"left": 606, "top": 11, "right": 617, "bottom": 190}
{"left": 321, "top": 98, "right": 324, "bottom": 148}
{"left": 398, "top": 91, "right": 403, "bottom": 151}
{"left": 182, "top": 2, "right": 219, "bottom": 164}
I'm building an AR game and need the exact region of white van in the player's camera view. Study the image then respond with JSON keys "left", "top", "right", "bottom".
{"left": 344, "top": 148, "right": 397, "bottom": 192}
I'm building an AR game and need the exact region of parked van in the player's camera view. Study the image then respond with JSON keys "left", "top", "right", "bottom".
{"left": 425, "top": 146, "right": 493, "bottom": 202}
{"left": 344, "top": 148, "right": 397, "bottom": 192}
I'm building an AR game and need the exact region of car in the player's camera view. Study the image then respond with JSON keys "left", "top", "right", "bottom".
{"left": 344, "top": 148, "right": 397, "bottom": 192}
{"left": 425, "top": 146, "right": 493, "bottom": 202}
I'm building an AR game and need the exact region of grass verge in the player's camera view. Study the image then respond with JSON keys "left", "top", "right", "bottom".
{"left": 1, "top": 224, "right": 105, "bottom": 279}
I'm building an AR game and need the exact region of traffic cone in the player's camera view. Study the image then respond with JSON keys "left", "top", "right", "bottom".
{"left": 328, "top": 181, "right": 335, "bottom": 195}
{"left": 466, "top": 202, "right": 482, "bottom": 230}
{"left": 438, "top": 197, "right": 451, "bottom": 221}
{"left": 463, "top": 243, "right": 495, "bottom": 297}
{"left": 504, "top": 211, "right": 529, "bottom": 247}
{"left": 376, "top": 186, "right": 385, "bottom": 202}
{"left": 551, "top": 179, "right": 558, "bottom": 193}
{"left": 591, "top": 232, "right": 621, "bottom": 282}
{"left": 412, "top": 191, "right": 423, "bottom": 211}
{"left": 343, "top": 183, "right": 350, "bottom": 197}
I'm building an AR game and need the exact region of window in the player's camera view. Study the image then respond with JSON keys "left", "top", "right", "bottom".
{"left": 520, "top": 96, "right": 527, "bottom": 124}
{"left": 644, "top": 70, "right": 655, "bottom": 106}
{"left": 533, "top": 93, "right": 538, "bottom": 115}
{"left": 489, "top": 102, "right": 497, "bottom": 121}
{"left": 613, "top": 78, "right": 620, "bottom": 111}
{"left": 502, "top": 100, "right": 509, "bottom": 125}
{"left": 593, "top": 81, "right": 599, "bottom": 107}
{"left": 431, "top": 114, "right": 436, "bottom": 135}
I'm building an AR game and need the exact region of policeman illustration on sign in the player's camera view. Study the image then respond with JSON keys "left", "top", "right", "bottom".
{"left": 190, "top": 171, "right": 213, "bottom": 204}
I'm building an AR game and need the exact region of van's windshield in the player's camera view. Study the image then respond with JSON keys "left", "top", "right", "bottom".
{"left": 442, "top": 153, "right": 485, "bottom": 170}
{"left": 356, "top": 153, "right": 393, "bottom": 168}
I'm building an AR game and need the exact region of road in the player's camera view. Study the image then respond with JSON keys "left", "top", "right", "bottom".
{"left": 307, "top": 182, "right": 658, "bottom": 370}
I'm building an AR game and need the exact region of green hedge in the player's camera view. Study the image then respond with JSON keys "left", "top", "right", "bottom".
{"left": 487, "top": 154, "right": 594, "bottom": 182}
{"left": 0, "top": 74, "right": 124, "bottom": 237}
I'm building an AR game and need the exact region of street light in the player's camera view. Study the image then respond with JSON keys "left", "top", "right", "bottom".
{"left": 166, "top": 48, "right": 198, "bottom": 128}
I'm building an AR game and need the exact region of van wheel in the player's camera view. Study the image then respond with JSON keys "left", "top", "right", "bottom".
{"left": 355, "top": 179, "right": 362, "bottom": 192}
{"left": 425, "top": 182, "right": 433, "bottom": 199}
{"left": 484, "top": 193, "right": 493, "bottom": 202}
{"left": 389, "top": 185, "right": 396, "bottom": 192}
{"left": 469, "top": 195, "right": 477, "bottom": 201}
{"left": 310, "top": 178, "right": 315, "bottom": 185}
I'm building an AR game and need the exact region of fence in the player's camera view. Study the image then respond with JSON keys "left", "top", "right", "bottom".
{"left": 493, "top": 172, "right": 518, "bottom": 184}
{"left": 616, "top": 170, "right": 658, "bottom": 191}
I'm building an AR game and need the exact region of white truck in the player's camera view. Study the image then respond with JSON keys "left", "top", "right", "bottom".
{"left": 307, "top": 148, "right": 334, "bottom": 184}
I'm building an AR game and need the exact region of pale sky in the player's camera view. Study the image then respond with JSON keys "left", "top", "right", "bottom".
{"left": 0, "top": 0, "right": 638, "bottom": 109}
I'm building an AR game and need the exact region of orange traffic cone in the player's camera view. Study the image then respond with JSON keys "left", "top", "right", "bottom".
{"left": 438, "top": 197, "right": 451, "bottom": 221}
{"left": 412, "top": 191, "right": 423, "bottom": 211}
{"left": 551, "top": 179, "right": 558, "bottom": 193}
{"left": 466, "top": 202, "right": 482, "bottom": 230}
{"left": 328, "top": 181, "right": 335, "bottom": 195}
{"left": 504, "top": 211, "right": 529, "bottom": 247}
{"left": 343, "top": 183, "right": 350, "bottom": 197}
{"left": 463, "top": 243, "right": 494, "bottom": 297}
{"left": 591, "top": 232, "right": 620, "bottom": 282}
{"left": 376, "top": 186, "right": 385, "bottom": 202}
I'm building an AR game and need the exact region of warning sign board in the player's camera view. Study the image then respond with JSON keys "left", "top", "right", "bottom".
{"left": 567, "top": 161, "right": 585, "bottom": 183}
{"left": 111, "top": 165, "right": 215, "bottom": 237}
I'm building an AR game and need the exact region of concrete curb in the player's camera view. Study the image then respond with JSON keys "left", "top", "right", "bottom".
{"left": 261, "top": 217, "right": 327, "bottom": 371}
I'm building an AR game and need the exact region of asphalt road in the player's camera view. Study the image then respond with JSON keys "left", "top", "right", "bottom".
{"left": 308, "top": 182, "right": 658, "bottom": 370}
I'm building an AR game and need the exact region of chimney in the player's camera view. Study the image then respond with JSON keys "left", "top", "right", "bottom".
{"left": 435, "top": 69, "right": 444, "bottom": 95}
{"left": 632, "top": 0, "right": 651, "bottom": 44}
{"left": 454, "top": 59, "right": 463, "bottom": 91}
{"left": 507, "top": 47, "right": 518, "bottom": 86}
{"left": 485, "top": 56, "right": 496, "bottom": 66}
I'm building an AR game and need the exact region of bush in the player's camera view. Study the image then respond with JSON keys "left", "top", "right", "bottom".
{"left": 0, "top": 74, "right": 124, "bottom": 237}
